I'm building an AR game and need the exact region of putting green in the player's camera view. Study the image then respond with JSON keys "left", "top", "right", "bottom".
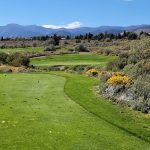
{"left": 0, "top": 73, "right": 149, "bottom": 150}
{"left": 30, "top": 53, "right": 117, "bottom": 66}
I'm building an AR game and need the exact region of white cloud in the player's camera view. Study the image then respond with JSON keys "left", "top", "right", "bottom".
{"left": 43, "top": 21, "right": 82, "bottom": 29}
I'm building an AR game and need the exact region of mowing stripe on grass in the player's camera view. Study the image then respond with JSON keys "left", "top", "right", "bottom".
{"left": 54, "top": 72, "right": 150, "bottom": 143}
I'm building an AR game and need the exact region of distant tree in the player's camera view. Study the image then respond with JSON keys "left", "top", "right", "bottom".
{"left": 79, "top": 35, "right": 84, "bottom": 40}
{"left": 32, "top": 36, "right": 37, "bottom": 40}
{"left": 127, "top": 32, "right": 138, "bottom": 40}
{"left": 87, "top": 32, "right": 93, "bottom": 41}
{"left": 140, "top": 31, "right": 144, "bottom": 35}
{"left": 0, "top": 36, "right": 4, "bottom": 41}
{"left": 108, "top": 33, "right": 115, "bottom": 40}
{"left": 94, "top": 33, "right": 104, "bottom": 41}
{"left": 140, "top": 31, "right": 149, "bottom": 37}
{"left": 98, "top": 33, "right": 104, "bottom": 40}
{"left": 117, "top": 33, "right": 122, "bottom": 39}
{"left": 123, "top": 31, "right": 127, "bottom": 37}
{"left": 66, "top": 35, "right": 70, "bottom": 39}
{"left": 83, "top": 33, "right": 88, "bottom": 40}
{"left": 53, "top": 34, "right": 60, "bottom": 45}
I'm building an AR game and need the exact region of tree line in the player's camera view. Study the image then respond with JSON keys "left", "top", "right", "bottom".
{"left": 75, "top": 31, "right": 150, "bottom": 41}
{"left": 0, "top": 31, "right": 149, "bottom": 42}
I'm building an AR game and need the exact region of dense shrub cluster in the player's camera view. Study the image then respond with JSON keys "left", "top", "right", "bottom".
{"left": 75, "top": 45, "right": 90, "bottom": 52}
{"left": 44, "top": 45, "right": 56, "bottom": 52}
{"left": 0, "top": 35, "right": 61, "bottom": 48}
{"left": 0, "top": 52, "right": 30, "bottom": 67}
{"left": 103, "top": 38, "right": 150, "bottom": 113}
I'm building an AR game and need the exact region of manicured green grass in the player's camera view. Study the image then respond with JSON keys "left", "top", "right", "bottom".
{"left": 30, "top": 53, "right": 117, "bottom": 66}
{"left": 0, "top": 47, "right": 43, "bottom": 53}
{"left": 60, "top": 73, "right": 150, "bottom": 141}
{"left": 0, "top": 73, "right": 149, "bottom": 150}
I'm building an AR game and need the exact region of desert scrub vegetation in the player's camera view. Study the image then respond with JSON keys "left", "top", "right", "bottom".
{"left": 75, "top": 44, "right": 90, "bottom": 52}
{"left": 44, "top": 45, "right": 56, "bottom": 52}
{"left": 107, "top": 72, "right": 133, "bottom": 86}
{"left": 101, "top": 38, "right": 150, "bottom": 113}
{"left": 0, "top": 52, "right": 30, "bottom": 67}
{"left": 0, "top": 65, "right": 26, "bottom": 73}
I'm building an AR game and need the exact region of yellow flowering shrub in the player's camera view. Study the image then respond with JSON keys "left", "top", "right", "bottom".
{"left": 86, "top": 69, "right": 98, "bottom": 76}
{"left": 107, "top": 72, "right": 133, "bottom": 86}
{"left": 113, "top": 72, "right": 126, "bottom": 76}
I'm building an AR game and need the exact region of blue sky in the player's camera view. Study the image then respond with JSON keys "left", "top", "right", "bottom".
{"left": 0, "top": 0, "right": 149, "bottom": 28}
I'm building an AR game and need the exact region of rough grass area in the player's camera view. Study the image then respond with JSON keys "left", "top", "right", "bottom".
{"left": 0, "top": 47, "right": 43, "bottom": 53}
{"left": 30, "top": 53, "right": 117, "bottom": 66}
{"left": 0, "top": 73, "right": 149, "bottom": 150}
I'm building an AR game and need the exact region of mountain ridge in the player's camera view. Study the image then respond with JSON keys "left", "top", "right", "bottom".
{"left": 0, "top": 24, "right": 150, "bottom": 38}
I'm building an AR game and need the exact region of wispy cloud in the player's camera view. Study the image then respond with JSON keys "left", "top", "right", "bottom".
{"left": 43, "top": 21, "right": 82, "bottom": 29}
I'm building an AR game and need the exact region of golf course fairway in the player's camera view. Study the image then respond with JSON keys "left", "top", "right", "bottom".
{"left": 0, "top": 73, "right": 149, "bottom": 150}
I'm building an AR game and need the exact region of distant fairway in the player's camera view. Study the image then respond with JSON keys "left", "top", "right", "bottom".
{"left": 0, "top": 73, "right": 149, "bottom": 150}
{"left": 0, "top": 47, "right": 43, "bottom": 53}
{"left": 30, "top": 53, "right": 117, "bottom": 66}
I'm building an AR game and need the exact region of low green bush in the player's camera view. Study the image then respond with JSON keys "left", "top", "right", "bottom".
{"left": 75, "top": 45, "right": 89, "bottom": 52}
{"left": 44, "top": 45, "right": 56, "bottom": 51}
